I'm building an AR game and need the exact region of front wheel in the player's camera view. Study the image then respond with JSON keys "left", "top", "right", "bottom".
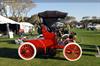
{"left": 63, "top": 42, "right": 82, "bottom": 61}
{"left": 18, "top": 42, "right": 37, "bottom": 60}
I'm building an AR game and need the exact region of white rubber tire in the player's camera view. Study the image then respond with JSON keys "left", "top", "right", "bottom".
{"left": 18, "top": 42, "right": 37, "bottom": 60}
{"left": 63, "top": 42, "right": 82, "bottom": 61}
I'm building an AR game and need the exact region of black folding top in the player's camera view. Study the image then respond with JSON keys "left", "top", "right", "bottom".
{"left": 38, "top": 11, "right": 67, "bottom": 29}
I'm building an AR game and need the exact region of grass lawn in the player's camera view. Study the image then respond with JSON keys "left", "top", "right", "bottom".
{"left": 0, "top": 29, "right": 100, "bottom": 66}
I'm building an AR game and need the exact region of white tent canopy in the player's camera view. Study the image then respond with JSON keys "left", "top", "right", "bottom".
{"left": 19, "top": 22, "right": 33, "bottom": 27}
{"left": 0, "top": 15, "right": 19, "bottom": 38}
{"left": 0, "top": 15, "right": 19, "bottom": 24}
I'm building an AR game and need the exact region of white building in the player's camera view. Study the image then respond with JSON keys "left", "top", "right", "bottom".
{"left": 19, "top": 22, "right": 34, "bottom": 33}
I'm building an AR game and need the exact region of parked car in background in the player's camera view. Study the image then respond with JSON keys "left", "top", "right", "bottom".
{"left": 87, "top": 25, "right": 96, "bottom": 30}
{"left": 95, "top": 24, "right": 100, "bottom": 30}
{"left": 87, "top": 23, "right": 96, "bottom": 30}
{"left": 87, "top": 23, "right": 100, "bottom": 31}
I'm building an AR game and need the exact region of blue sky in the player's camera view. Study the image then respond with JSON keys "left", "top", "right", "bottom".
{"left": 28, "top": 3, "right": 100, "bottom": 21}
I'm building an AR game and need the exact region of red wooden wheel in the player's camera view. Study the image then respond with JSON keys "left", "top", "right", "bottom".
{"left": 63, "top": 43, "right": 82, "bottom": 61}
{"left": 18, "top": 42, "right": 36, "bottom": 60}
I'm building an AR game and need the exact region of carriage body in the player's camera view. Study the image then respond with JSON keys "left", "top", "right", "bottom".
{"left": 18, "top": 24, "right": 82, "bottom": 61}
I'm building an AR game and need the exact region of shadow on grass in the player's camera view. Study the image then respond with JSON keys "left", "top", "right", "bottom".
{"left": 80, "top": 44, "right": 98, "bottom": 56}
{"left": 82, "top": 48, "right": 97, "bottom": 52}
{"left": 80, "top": 44, "right": 98, "bottom": 52}
{"left": 80, "top": 44, "right": 97, "bottom": 48}
{"left": 36, "top": 55, "right": 66, "bottom": 61}
{"left": 0, "top": 40, "right": 9, "bottom": 43}
{"left": 8, "top": 40, "right": 15, "bottom": 44}
{"left": 82, "top": 53, "right": 95, "bottom": 56}
{"left": 0, "top": 39, "right": 15, "bottom": 44}
{"left": 0, "top": 48, "right": 20, "bottom": 59}
{"left": 0, "top": 47, "right": 65, "bottom": 61}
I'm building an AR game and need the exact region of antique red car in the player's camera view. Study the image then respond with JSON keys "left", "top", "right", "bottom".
{"left": 18, "top": 11, "right": 82, "bottom": 61}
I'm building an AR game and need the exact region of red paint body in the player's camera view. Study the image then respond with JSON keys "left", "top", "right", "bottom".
{"left": 26, "top": 25, "right": 64, "bottom": 54}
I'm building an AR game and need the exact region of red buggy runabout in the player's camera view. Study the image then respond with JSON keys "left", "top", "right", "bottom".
{"left": 18, "top": 11, "right": 82, "bottom": 61}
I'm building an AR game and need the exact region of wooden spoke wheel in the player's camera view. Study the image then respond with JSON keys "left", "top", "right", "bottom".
{"left": 18, "top": 42, "right": 37, "bottom": 60}
{"left": 63, "top": 43, "right": 82, "bottom": 61}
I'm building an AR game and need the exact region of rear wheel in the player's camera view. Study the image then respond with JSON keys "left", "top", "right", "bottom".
{"left": 63, "top": 43, "right": 82, "bottom": 61}
{"left": 18, "top": 42, "right": 37, "bottom": 60}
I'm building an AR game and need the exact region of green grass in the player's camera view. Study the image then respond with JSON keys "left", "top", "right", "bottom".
{"left": 72, "top": 29, "right": 100, "bottom": 45}
{"left": 0, "top": 29, "right": 100, "bottom": 66}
